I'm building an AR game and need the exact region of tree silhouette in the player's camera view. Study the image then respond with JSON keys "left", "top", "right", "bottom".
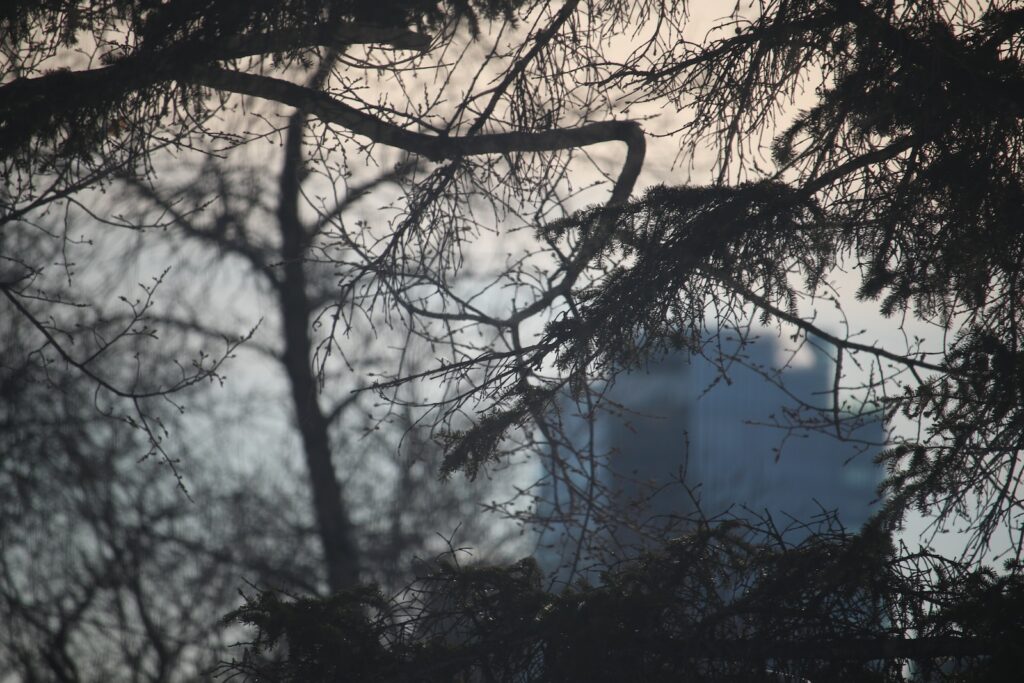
{"left": 3, "top": 0, "right": 1024, "bottom": 678}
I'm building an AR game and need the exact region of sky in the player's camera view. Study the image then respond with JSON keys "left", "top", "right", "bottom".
{"left": 37, "top": 1, "right": 1005, "bottom": 572}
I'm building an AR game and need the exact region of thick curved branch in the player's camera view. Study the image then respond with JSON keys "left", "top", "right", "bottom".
{"left": 0, "top": 23, "right": 429, "bottom": 158}
{"left": 189, "top": 67, "right": 643, "bottom": 330}
{"left": 188, "top": 66, "right": 645, "bottom": 202}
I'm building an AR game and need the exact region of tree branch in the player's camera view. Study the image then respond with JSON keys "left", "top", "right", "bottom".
{"left": 714, "top": 272, "right": 949, "bottom": 376}
{"left": 188, "top": 66, "right": 645, "bottom": 203}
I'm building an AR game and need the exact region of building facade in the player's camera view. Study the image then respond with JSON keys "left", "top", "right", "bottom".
{"left": 536, "top": 332, "right": 885, "bottom": 581}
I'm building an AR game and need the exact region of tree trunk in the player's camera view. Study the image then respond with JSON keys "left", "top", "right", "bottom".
{"left": 276, "top": 114, "right": 360, "bottom": 593}
{"left": 278, "top": 282, "right": 361, "bottom": 592}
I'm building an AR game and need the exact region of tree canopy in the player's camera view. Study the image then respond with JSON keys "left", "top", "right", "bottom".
{"left": 221, "top": 525, "right": 1024, "bottom": 682}
{"left": 3, "top": 0, "right": 1024, "bottom": 679}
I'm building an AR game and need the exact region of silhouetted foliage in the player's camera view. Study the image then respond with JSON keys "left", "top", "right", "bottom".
{"left": 219, "top": 525, "right": 1024, "bottom": 682}
{"left": 0, "top": 0, "right": 520, "bottom": 182}
{"left": 4, "top": 0, "right": 1024, "bottom": 680}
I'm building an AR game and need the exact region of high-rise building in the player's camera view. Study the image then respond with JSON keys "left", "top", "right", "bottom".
{"left": 536, "top": 332, "right": 885, "bottom": 581}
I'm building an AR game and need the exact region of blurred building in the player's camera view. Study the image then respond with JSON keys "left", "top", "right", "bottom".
{"left": 536, "top": 332, "right": 885, "bottom": 581}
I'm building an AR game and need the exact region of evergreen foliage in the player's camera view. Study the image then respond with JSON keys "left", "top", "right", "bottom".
{"left": 4, "top": 1, "right": 1024, "bottom": 679}
{"left": 219, "top": 524, "right": 1024, "bottom": 682}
